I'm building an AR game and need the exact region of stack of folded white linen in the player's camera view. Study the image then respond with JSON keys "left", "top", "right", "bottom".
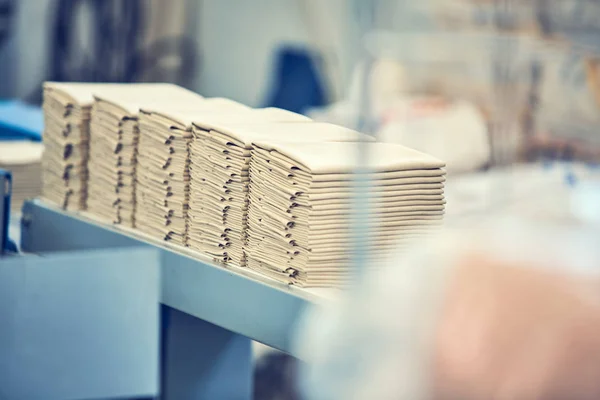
{"left": 87, "top": 83, "right": 204, "bottom": 226}
{"left": 245, "top": 141, "right": 446, "bottom": 287}
{"left": 41, "top": 82, "right": 100, "bottom": 210}
{"left": 187, "top": 109, "right": 314, "bottom": 264}
{"left": 188, "top": 119, "right": 374, "bottom": 267}
{"left": 0, "top": 141, "right": 44, "bottom": 212}
{"left": 136, "top": 98, "right": 250, "bottom": 244}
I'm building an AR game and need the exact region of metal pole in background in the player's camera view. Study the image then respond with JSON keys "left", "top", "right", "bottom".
{"left": 0, "top": 0, "right": 16, "bottom": 98}
{"left": 350, "top": 0, "right": 377, "bottom": 285}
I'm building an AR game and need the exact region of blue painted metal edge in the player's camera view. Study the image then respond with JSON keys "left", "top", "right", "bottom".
{"left": 0, "top": 169, "right": 11, "bottom": 252}
{"left": 20, "top": 199, "right": 317, "bottom": 356}
{"left": 0, "top": 248, "right": 160, "bottom": 399}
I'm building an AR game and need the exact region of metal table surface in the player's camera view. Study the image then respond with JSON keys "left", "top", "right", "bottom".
{"left": 20, "top": 199, "right": 323, "bottom": 356}
{"left": 19, "top": 199, "right": 333, "bottom": 399}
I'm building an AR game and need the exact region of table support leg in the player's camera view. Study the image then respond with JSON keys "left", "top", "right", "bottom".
{"left": 160, "top": 306, "right": 253, "bottom": 400}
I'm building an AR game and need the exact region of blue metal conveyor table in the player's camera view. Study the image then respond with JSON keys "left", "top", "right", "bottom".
{"left": 19, "top": 199, "right": 325, "bottom": 399}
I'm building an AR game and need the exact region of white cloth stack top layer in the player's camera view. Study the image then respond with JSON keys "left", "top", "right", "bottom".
{"left": 245, "top": 141, "right": 446, "bottom": 287}
{"left": 188, "top": 120, "right": 372, "bottom": 267}
{"left": 136, "top": 98, "right": 252, "bottom": 245}
{"left": 41, "top": 82, "right": 102, "bottom": 210}
{"left": 87, "top": 83, "right": 204, "bottom": 227}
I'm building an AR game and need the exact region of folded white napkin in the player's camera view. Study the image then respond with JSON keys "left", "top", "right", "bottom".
{"left": 136, "top": 98, "right": 251, "bottom": 244}
{"left": 188, "top": 120, "right": 372, "bottom": 266}
{"left": 87, "top": 84, "right": 205, "bottom": 226}
{"left": 245, "top": 141, "right": 446, "bottom": 286}
{"left": 41, "top": 82, "right": 102, "bottom": 210}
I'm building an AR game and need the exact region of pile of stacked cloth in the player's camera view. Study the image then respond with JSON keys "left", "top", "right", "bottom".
{"left": 0, "top": 141, "right": 43, "bottom": 212}
{"left": 41, "top": 82, "right": 98, "bottom": 210}
{"left": 87, "top": 84, "right": 204, "bottom": 227}
{"left": 136, "top": 98, "right": 250, "bottom": 245}
{"left": 245, "top": 141, "right": 446, "bottom": 287}
{"left": 188, "top": 111, "right": 356, "bottom": 265}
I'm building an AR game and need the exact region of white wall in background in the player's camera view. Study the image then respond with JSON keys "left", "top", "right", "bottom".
{"left": 0, "top": 16, "right": 16, "bottom": 96}
{"left": 7, "top": 0, "right": 356, "bottom": 106}
{"left": 9, "top": 0, "right": 54, "bottom": 99}
{"left": 195, "top": 0, "right": 355, "bottom": 107}
{"left": 198, "top": 0, "right": 305, "bottom": 106}
{"left": 192, "top": 0, "right": 434, "bottom": 106}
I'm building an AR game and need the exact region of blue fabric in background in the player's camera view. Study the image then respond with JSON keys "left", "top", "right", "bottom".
{"left": 265, "top": 47, "right": 328, "bottom": 114}
{"left": 0, "top": 101, "right": 43, "bottom": 141}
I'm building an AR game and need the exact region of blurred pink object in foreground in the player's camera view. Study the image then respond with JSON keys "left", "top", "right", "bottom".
{"left": 297, "top": 218, "right": 600, "bottom": 400}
